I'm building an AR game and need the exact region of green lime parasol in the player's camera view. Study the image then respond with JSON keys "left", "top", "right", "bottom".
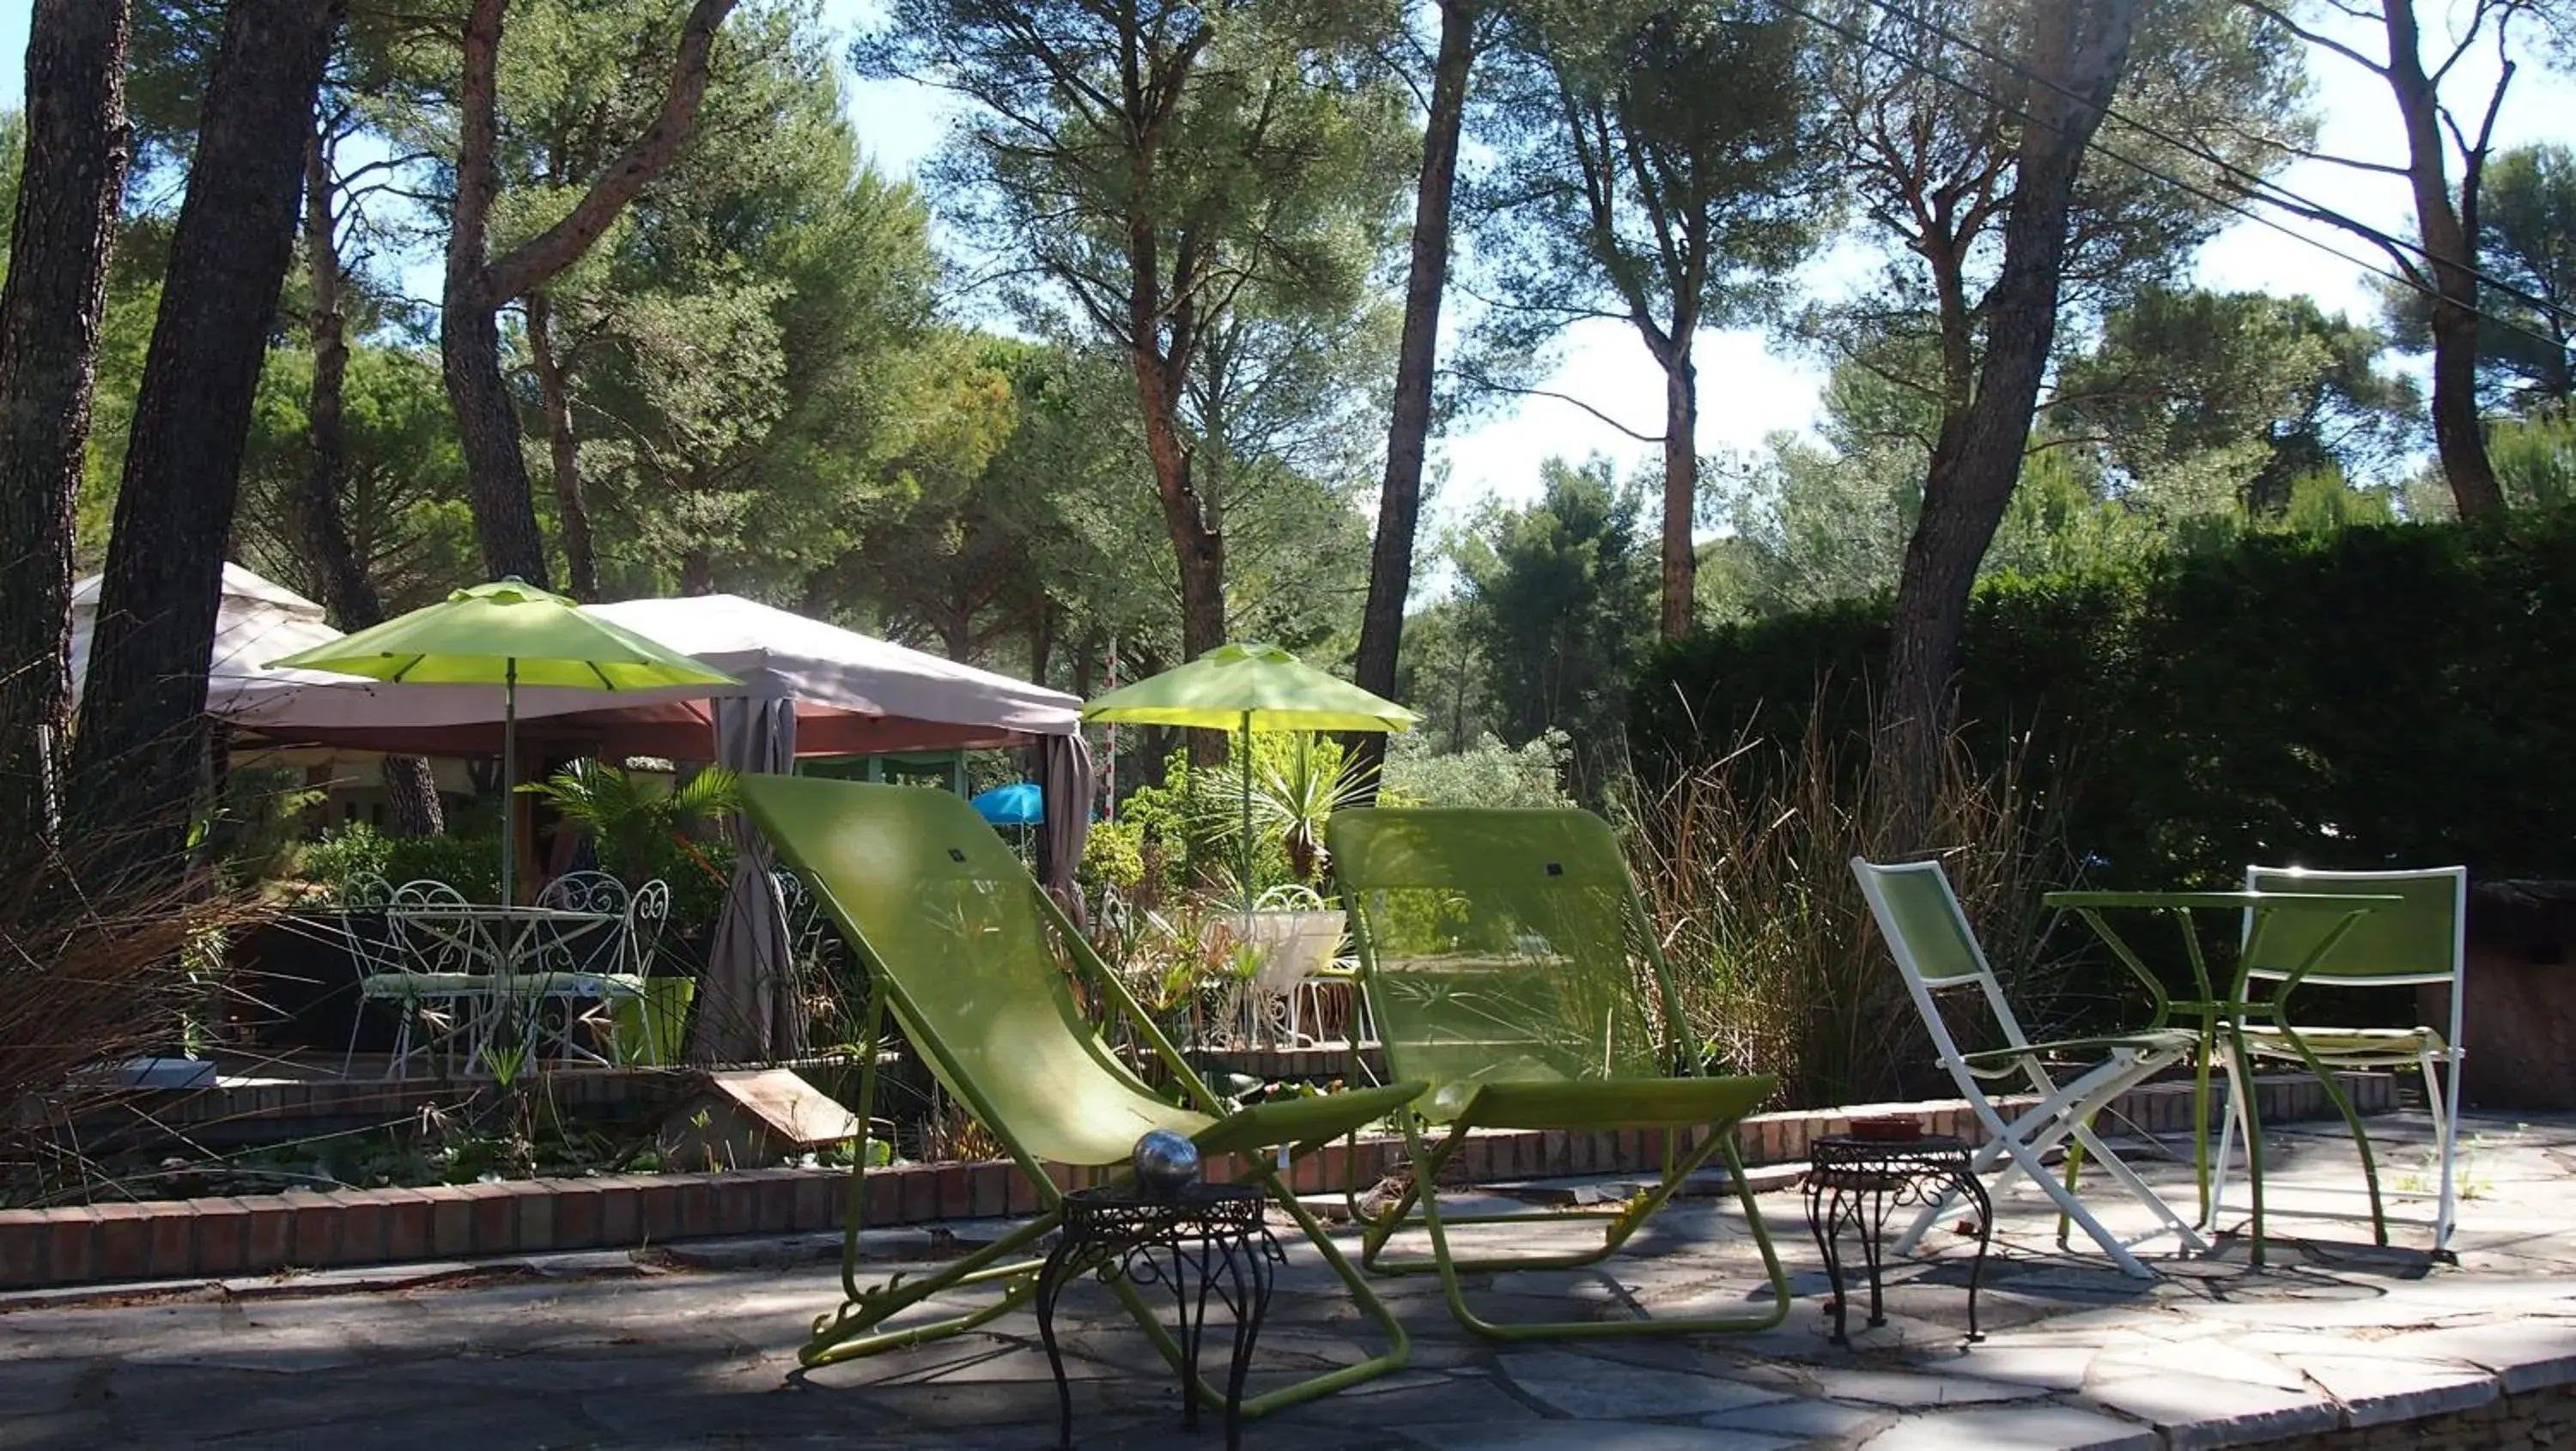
{"left": 1083, "top": 642, "right": 1417, "bottom": 905}
{"left": 270, "top": 578, "right": 738, "bottom": 918}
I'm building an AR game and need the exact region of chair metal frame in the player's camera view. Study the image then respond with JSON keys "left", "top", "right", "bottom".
{"left": 1852, "top": 857, "right": 2210, "bottom": 1279}
{"left": 738, "top": 776, "right": 1425, "bottom": 1421}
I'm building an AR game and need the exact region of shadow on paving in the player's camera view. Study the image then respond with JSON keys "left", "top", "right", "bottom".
{"left": 5, "top": 1111, "right": 2575, "bottom": 1451}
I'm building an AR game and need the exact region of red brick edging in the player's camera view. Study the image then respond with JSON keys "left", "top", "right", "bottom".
{"left": 0, "top": 1072, "right": 2389, "bottom": 1291}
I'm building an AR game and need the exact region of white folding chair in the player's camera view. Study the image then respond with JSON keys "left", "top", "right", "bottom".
{"left": 2213, "top": 865, "right": 2467, "bottom": 1255}
{"left": 1852, "top": 858, "right": 2209, "bottom": 1278}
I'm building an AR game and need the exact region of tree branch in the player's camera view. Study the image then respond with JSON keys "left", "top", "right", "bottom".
{"left": 2239, "top": 0, "right": 2390, "bottom": 76}
{"left": 486, "top": 0, "right": 742, "bottom": 301}
{"left": 1443, "top": 366, "right": 1665, "bottom": 442}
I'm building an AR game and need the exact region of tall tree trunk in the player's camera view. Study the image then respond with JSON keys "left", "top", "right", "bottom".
{"left": 678, "top": 544, "right": 714, "bottom": 596}
{"left": 441, "top": 0, "right": 544, "bottom": 582}
{"left": 440, "top": 0, "right": 739, "bottom": 590}
{"left": 299, "top": 116, "right": 441, "bottom": 837}
{"left": 0, "top": 0, "right": 132, "bottom": 859}
{"left": 2383, "top": 0, "right": 2504, "bottom": 517}
{"left": 1133, "top": 349, "right": 1229, "bottom": 765}
{"left": 70, "top": 0, "right": 340, "bottom": 876}
{"left": 1658, "top": 343, "right": 1699, "bottom": 641}
{"left": 1030, "top": 599, "right": 1056, "bottom": 686}
{"left": 1878, "top": 0, "right": 2140, "bottom": 812}
{"left": 523, "top": 290, "right": 598, "bottom": 599}
{"left": 1351, "top": 0, "right": 1474, "bottom": 800}
{"left": 440, "top": 281, "right": 545, "bottom": 582}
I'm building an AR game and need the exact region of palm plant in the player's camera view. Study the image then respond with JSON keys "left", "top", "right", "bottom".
{"left": 1194, "top": 733, "right": 1379, "bottom": 884}
{"left": 519, "top": 759, "right": 738, "bottom": 883}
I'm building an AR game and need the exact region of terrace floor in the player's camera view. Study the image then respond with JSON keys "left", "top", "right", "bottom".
{"left": 6, "top": 1110, "right": 2573, "bottom": 1450}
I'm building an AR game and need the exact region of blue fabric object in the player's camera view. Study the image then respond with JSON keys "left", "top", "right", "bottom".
{"left": 970, "top": 781, "right": 1044, "bottom": 825}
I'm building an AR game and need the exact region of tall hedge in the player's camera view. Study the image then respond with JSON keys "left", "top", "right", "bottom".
{"left": 1632, "top": 509, "right": 2576, "bottom": 889}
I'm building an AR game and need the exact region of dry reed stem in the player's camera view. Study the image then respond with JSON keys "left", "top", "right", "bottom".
{"left": 1620, "top": 693, "right": 2076, "bottom": 1108}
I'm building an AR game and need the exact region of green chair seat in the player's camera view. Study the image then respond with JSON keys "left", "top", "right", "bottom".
{"left": 1958, "top": 1029, "right": 2202, "bottom": 1074}
{"left": 1438, "top": 1075, "right": 1774, "bottom": 1132}
{"left": 501, "top": 971, "right": 651, "bottom": 999}
{"left": 2236, "top": 1023, "right": 2444, "bottom": 1053}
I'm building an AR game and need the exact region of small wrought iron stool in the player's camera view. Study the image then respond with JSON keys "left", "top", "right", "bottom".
{"left": 1034, "top": 1182, "right": 1284, "bottom": 1451}
{"left": 1803, "top": 1133, "right": 1990, "bottom": 1345}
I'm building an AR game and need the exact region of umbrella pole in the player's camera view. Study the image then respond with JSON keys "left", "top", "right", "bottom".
{"left": 501, "top": 658, "right": 518, "bottom": 913}
{"left": 498, "top": 659, "right": 518, "bottom": 1061}
{"left": 1240, "top": 711, "right": 1255, "bottom": 911}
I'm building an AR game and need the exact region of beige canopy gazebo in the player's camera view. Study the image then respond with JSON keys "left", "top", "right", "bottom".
{"left": 210, "top": 583, "right": 1093, "bottom": 1064}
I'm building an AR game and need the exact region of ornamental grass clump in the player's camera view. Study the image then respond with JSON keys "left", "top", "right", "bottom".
{"left": 1620, "top": 691, "right": 2078, "bottom": 1109}
{"left": 1, "top": 826, "right": 265, "bottom": 1205}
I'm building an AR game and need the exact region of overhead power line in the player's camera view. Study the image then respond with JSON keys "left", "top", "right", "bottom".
{"left": 1770, "top": 0, "right": 2576, "bottom": 360}
{"left": 1842, "top": 0, "right": 2576, "bottom": 332}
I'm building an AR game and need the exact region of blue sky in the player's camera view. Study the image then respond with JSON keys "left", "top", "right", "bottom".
{"left": 3, "top": 0, "right": 2571, "bottom": 520}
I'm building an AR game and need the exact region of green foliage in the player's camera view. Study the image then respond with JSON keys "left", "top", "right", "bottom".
{"left": 233, "top": 342, "right": 482, "bottom": 616}
{"left": 2386, "top": 143, "right": 2575, "bottom": 414}
{"left": 2050, "top": 286, "right": 2420, "bottom": 513}
{"left": 294, "top": 821, "right": 519, "bottom": 904}
{"left": 1472, "top": 0, "right": 1828, "bottom": 384}
{"left": 384, "top": 833, "right": 507, "bottom": 902}
{"left": 1637, "top": 507, "right": 2576, "bottom": 889}
{"left": 1622, "top": 704, "right": 2072, "bottom": 1107}
{"left": 1452, "top": 456, "right": 1656, "bottom": 785}
{"left": 1187, "top": 732, "right": 1376, "bottom": 883}
{"left": 301, "top": 822, "right": 393, "bottom": 895}
{"left": 2490, "top": 409, "right": 2576, "bottom": 508}
{"left": 0, "top": 108, "right": 21, "bottom": 259}
{"left": 1078, "top": 817, "right": 1146, "bottom": 894}
{"left": 197, "top": 765, "right": 327, "bottom": 894}
{"left": 1379, "top": 731, "right": 1574, "bottom": 810}
{"left": 519, "top": 759, "right": 738, "bottom": 883}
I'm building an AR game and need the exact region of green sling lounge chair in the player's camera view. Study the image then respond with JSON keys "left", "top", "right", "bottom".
{"left": 1326, "top": 807, "right": 1792, "bottom": 1340}
{"left": 738, "top": 776, "right": 1426, "bottom": 1418}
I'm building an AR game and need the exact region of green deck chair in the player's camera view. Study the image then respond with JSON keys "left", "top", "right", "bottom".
{"left": 738, "top": 776, "right": 1425, "bottom": 1418}
{"left": 1326, "top": 807, "right": 1791, "bottom": 1341}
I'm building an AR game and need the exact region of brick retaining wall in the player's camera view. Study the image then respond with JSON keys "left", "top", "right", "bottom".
{"left": 0, "top": 1071, "right": 2390, "bottom": 1291}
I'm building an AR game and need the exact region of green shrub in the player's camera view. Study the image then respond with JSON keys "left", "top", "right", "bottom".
{"left": 1634, "top": 507, "right": 2576, "bottom": 889}
{"left": 384, "top": 832, "right": 506, "bottom": 901}
{"left": 1080, "top": 817, "right": 1146, "bottom": 892}
{"left": 1380, "top": 730, "right": 1574, "bottom": 810}
{"left": 300, "top": 823, "right": 392, "bottom": 895}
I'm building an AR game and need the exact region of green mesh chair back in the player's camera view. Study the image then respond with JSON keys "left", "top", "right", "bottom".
{"left": 2241, "top": 866, "right": 2467, "bottom": 987}
{"left": 1330, "top": 809, "right": 1674, "bottom": 1123}
{"left": 1855, "top": 859, "right": 1990, "bottom": 986}
{"left": 1850, "top": 858, "right": 2044, "bottom": 1066}
{"left": 738, "top": 775, "right": 1206, "bottom": 1165}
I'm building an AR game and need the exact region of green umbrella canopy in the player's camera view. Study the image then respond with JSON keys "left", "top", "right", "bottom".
{"left": 1081, "top": 642, "right": 1419, "bottom": 733}
{"left": 267, "top": 578, "right": 737, "bottom": 689}
{"left": 269, "top": 579, "right": 738, "bottom": 929}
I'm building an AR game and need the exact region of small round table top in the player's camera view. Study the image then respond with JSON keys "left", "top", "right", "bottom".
{"left": 1062, "top": 1181, "right": 1267, "bottom": 1231}
{"left": 1810, "top": 1132, "right": 1973, "bottom": 1159}
{"left": 1807, "top": 1134, "right": 1975, "bottom": 1189}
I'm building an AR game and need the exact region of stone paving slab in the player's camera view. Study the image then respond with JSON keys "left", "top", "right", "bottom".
{"left": 3, "top": 1111, "right": 2572, "bottom": 1450}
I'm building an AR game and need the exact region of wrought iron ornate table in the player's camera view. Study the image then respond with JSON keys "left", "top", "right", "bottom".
{"left": 1804, "top": 1133, "right": 1990, "bottom": 1345}
{"left": 1035, "top": 1182, "right": 1284, "bottom": 1451}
